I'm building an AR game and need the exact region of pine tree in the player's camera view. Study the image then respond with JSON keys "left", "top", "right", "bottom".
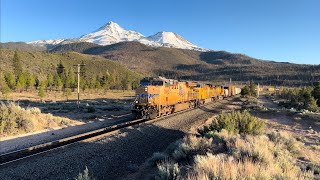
{"left": 88, "top": 75, "right": 96, "bottom": 89}
{"left": 57, "top": 61, "right": 65, "bottom": 75}
{"left": 5, "top": 72, "right": 16, "bottom": 90}
{"left": 35, "top": 77, "right": 40, "bottom": 89}
{"left": 121, "top": 73, "right": 131, "bottom": 90}
{"left": 110, "top": 70, "right": 118, "bottom": 89}
{"left": 46, "top": 73, "right": 54, "bottom": 90}
{"left": 16, "top": 73, "right": 27, "bottom": 92}
{"left": 26, "top": 73, "right": 36, "bottom": 91}
{"left": 101, "top": 70, "right": 110, "bottom": 89}
{"left": 65, "top": 67, "right": 76, "bottom": 89}
{"left": 95, "top": 75, "right": 102, "bottom": 89}
{"left": 53, "top": 73, "right": 63, "bottom": 90}
{"left": 12, "top": 51, "right": 23, "bottom": 76}
{"left": 63, "top": 88, "right": 72, "bottom": 101}
{"left": 38, "top": 81, "right": 46, "bottom": 101}
{"left": 249, "top": 81, "right": 257, "bottom": 97}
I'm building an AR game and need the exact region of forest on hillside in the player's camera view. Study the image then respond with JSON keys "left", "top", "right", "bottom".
{"left": 0, "top": 50, "right": 142, "bottom": 99}
{"left": 48, "top": 42, "right": 320, "bottom": 86}
{"left": 1, "top": 42, "right": 320, "bottom": 87}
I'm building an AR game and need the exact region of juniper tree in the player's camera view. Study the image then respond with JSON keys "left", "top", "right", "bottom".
{"left": 312, "top": 82, "right": 320, "bottom": 106}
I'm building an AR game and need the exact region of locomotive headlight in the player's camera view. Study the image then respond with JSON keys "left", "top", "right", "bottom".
{"left": 144, "top": 87, "right": 148, "bottom": 91}
{"left": 135, "top": 101, "right": 138, "bottom": 103}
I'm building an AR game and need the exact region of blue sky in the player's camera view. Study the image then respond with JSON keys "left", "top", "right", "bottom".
{"left": 1, "top": 0, "right": 319, "bottom": 64}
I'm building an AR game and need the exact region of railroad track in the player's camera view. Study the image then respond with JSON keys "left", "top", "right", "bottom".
{"left": 0, "top": 99, "right": 230, "bottom": 167}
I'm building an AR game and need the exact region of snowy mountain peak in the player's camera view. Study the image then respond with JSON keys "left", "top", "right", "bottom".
{"left": 97, "top": 21, "right": 123, "bottom": 31}
{"left": 146, "top": 31, "right": 200, "bottom": 50}
{"left": 79, "top": 21, "right": 143, "bottom": 45}
{"left": 27, "top": 21, "right": 206, "bottom": 51}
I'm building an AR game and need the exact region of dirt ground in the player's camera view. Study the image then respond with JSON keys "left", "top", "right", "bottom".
{"left": 1, "top": 90, "right": 135, "bottom": 122}
{"left": 252, "top": 95, "right": 320, "bottom": 164}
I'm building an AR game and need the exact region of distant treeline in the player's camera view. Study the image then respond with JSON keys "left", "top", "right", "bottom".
{"left": 276, "top": 82, "right": 320, "bottom": 112}
{"left": 0, "top": 51, "right": 140, "bottom": 99}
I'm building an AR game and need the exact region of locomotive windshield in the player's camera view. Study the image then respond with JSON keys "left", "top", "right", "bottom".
{"left": 151, "top": 81, "right": 163, "bottom": 86}
{"left": 140, "top": 80, "right": 164, "bottom": 86}
{"left": 140, "top": 80, "right": 149, "bottom": 86}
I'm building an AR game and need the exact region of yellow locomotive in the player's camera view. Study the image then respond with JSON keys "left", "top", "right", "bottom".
{"left": 132, "top": 77, "right": 241, "bottom": 119}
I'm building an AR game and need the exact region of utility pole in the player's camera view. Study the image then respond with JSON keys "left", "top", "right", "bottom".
{"left": 74, "top": 64, "right": 86, "bottom": 108}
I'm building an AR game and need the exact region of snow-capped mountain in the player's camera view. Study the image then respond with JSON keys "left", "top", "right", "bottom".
{"left": 27, "top": 21, "right": 205, "bottom": 51}
{"left": 146, "top": 31, "right": 201, "bottom": 50}
{"left": 79, "top": 21, "right": 144, "bottom": 45}
{"left": 27, "top": 39, "right": 65, "bottom": 46}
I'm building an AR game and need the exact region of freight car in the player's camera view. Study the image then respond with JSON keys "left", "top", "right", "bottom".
{"left": 132, "top": 77, "right": 241, "bottom": 119}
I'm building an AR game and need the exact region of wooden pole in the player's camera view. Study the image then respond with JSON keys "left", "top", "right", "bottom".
{"left": 77, "top": 64, "right": 80, "bottom": 108}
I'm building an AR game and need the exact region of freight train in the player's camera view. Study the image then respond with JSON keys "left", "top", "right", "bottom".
{"left": 132, "top": 77, "right": 241, "bottom": 119}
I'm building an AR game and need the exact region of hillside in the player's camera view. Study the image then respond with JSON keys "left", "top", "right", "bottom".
{"left": 0, "top": 42, "right": 47, "bottom": 51}
{"left": 50, "top": 42, "right": 320, "bottom": 86}
{"left": 0, "top": 48, "right": 142, "bottom": 87}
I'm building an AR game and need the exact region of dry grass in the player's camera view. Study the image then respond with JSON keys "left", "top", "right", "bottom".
{"left": 154, "top": 132, "right": 313, "bottom": 179}
{"left": 149, "top": 111, "right": 316, "bottom": 179}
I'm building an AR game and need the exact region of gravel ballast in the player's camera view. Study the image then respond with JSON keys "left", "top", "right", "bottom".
{"left": 0, "top": 99, "right": 235, "bottom": 180}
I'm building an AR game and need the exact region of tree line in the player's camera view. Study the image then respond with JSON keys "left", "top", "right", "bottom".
{"left": 0, "top": 51, "right": 139, "bottom": 99}
{"left": 277, "top": 82, "right": 320, "bottom": 112}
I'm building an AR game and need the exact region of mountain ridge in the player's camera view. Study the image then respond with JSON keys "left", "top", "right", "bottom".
{"left": 48, "top": 41, "right": 320, "bottom": 86}
{"left": 25, "top": 21, "right": 205, "bottom": 51}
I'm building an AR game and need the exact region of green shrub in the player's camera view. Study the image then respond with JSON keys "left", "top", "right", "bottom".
{"left": 0, "top": 102, "right": 35, "bottom": 134}
{"left": 27, "top": 107, "right": 42, "bottom": 114}
{"left": 148, "top": 152, "right": 169, "bottom": 167}
{"left": 155, "top": 161, "right": 180, "bottom": 180}
{"left": 198, "top": 111, "right": 265, "bottom": 136}
{"left": 75, "top": 166, "right": 92, "bottom": 180}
